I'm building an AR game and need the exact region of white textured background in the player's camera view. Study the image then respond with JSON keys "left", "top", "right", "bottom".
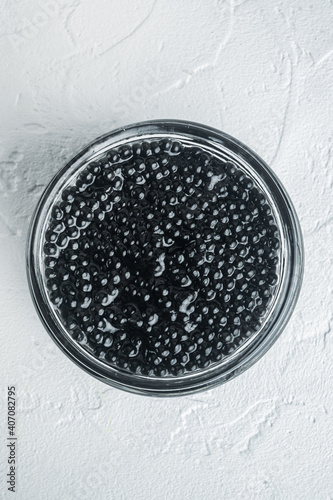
{"left": 0, "top": 0, "right": 332, "bottom": 498}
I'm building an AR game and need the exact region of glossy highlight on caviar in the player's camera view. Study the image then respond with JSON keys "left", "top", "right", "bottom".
{"left": 42, "top": 138, "right": 280, "bottom": 378}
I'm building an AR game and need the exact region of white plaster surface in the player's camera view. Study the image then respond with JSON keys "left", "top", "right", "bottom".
{"left": 0, "top": 0, "right": 332, "bottom": 498}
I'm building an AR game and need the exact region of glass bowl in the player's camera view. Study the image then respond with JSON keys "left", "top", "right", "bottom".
{"left": 26, "top": 120, "right": 303, "bottom": 396}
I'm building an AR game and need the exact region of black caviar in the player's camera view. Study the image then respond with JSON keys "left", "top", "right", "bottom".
{"left": 43, "top": 139, "right": 280, "bottom": 377}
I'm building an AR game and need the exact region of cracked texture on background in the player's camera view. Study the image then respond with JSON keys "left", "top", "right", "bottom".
{"left": 0, "top": 0, "right": 332, "bottom": 499}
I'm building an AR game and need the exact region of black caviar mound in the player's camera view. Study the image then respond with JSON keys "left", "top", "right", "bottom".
{"left": 43, "top": 139, "right": 280, "bottom": 377}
